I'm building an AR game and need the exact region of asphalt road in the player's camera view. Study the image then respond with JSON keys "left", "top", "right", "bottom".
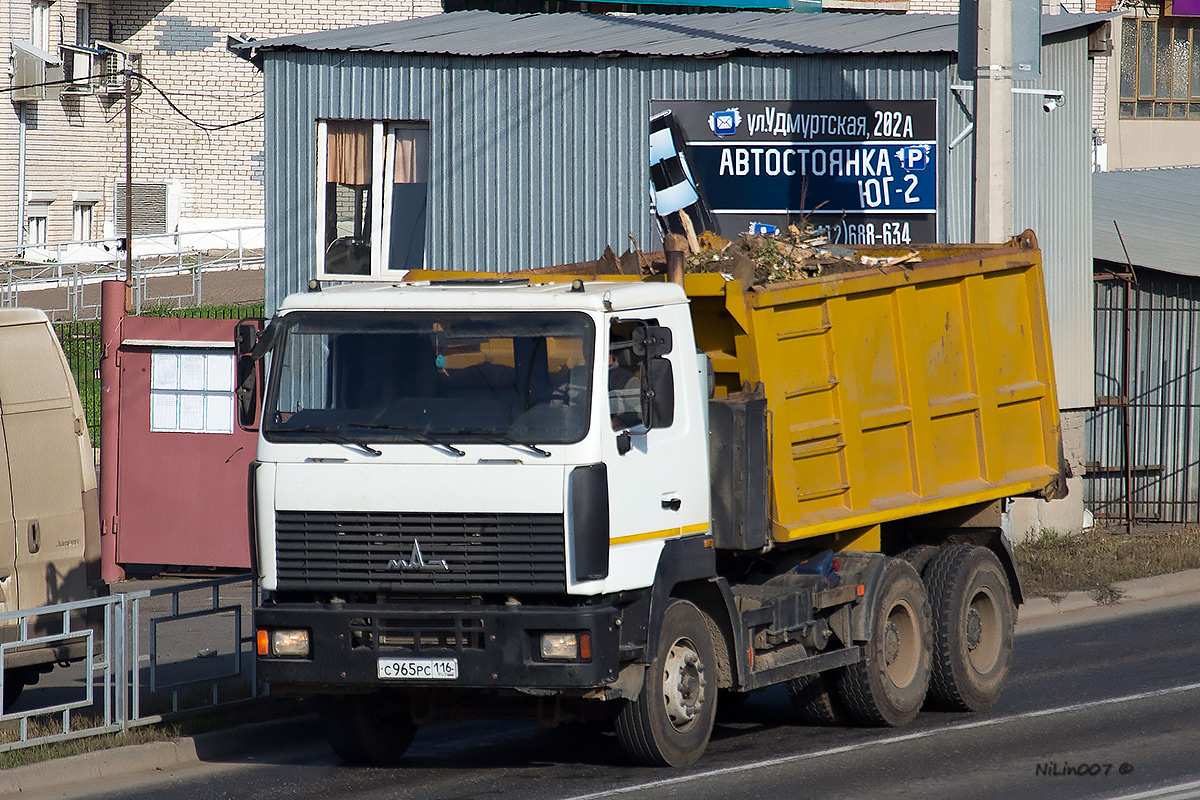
{"left": 26, "top": 594, "right": 1200, "bottom": 800}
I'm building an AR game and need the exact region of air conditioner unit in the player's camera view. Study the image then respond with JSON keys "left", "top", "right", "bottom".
{"left": 10, "top": 42, "right": 64, "bottom": 102}
{"left": 59, "top": 43, "right": 103, "bottom": 95}
{"left": 92, "top": 41, "right": 141, "bottom": 95}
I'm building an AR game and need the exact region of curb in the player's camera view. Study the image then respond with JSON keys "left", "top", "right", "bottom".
{"left": 0, "top": 712, "right": 319, "bottom": 797}
{"left": 1018, "top": 567, "right": 1200, "bottom": 624}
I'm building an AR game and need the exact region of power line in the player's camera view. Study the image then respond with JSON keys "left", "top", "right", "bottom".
{"left": 2, "top": 69, "right": 264, "bottom": 131}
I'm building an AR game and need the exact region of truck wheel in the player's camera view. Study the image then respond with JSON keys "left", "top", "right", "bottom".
{"left": 319, "top": 694, "right": 417, "bottom": 765}
{"left": 787, "top": 670, "right": 848, "bottom": 725}
{"left": 837, "top": 559, "right": 932, "bottom": 727}
{"left": 924, "top": 544, "right": 1014, "bottom": 712}
{"left": 615, "top": 599, "right": 718, "bottom": 767}
{"left": 898, "top": 544, "right": 939, "bottom": 577}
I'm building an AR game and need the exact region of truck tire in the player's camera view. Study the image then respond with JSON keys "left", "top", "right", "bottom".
{"left": 836, "top": 559, "right": 932, "bottom": 727}
{"left": 924, "top": 544, "right": 1014, "bottom": 712}
{"left": 319, "top": 694, "right": 418, "bottom": 765}
{"left": 615, "top": 599, "right": 718, "bottom": 767}
{"left": 898, "top": 544, "right": 939, "bottom": 577}
{"left": 786, "top": 670, "right": 848, "bottom": 725}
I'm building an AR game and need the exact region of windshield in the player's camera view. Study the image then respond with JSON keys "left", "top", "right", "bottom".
{"left": 263, "top": 311, "right": 594, "bottom": 446}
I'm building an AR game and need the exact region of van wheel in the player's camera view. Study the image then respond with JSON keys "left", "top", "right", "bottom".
{"left": 615, "top": 599, "right": 718, "bottom": 767}
{"left": 319, "top": 694, "right": 417, "bottom": 765}
{"left": 925, "top": 544, "right": 1015, "bottom": 712}
{"left": 787, "top": 670, "right": 848, "bottom": 725}
{"left": 2, "top": 670, "right": 24, "bottom": 711}
{"left": 837, "top": 559, "right": 932, "bottom": 727}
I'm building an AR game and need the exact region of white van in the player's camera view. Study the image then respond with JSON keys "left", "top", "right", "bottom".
{"left": 0, "top": 309, "right": 103, "bottom": 706}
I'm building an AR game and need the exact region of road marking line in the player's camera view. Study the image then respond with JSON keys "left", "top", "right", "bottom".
{"left": 562, "top": 681, "right": 1200, "bottom": 800}
{"left": 1100, "top": 779, "right": 1200, "bottom": 800}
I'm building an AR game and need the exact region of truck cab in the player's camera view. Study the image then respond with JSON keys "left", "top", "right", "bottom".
{"left": 252, "top": 279, "right": 714, "bottom": 711}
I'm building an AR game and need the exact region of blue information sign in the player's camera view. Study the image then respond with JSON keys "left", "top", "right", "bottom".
{"left": 648, "top": 100, "right": 938, "bottom": 246}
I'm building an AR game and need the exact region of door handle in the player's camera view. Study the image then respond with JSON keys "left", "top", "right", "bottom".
{"left": 661, "top": 498, "right": 681, "bottom": 511}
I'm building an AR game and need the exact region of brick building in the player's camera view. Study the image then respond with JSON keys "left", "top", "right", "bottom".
{"left": 3, "top": 1, "right": 440, "bottom": 252}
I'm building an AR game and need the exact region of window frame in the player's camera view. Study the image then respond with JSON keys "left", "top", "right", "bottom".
{"left": 1119, "top": 16, "right": 1200, "bottom": 120}
{"left": 30, "top": 1, "right": 51, "bottom": 51}
{"left": 73, "top": 201, "right": 95, "bottom": 241}
{"left": 75, "top": 3, "right": 90, "bottom": 47}
{"left": 314, "top": 119, "right": 431, "bottom": 281}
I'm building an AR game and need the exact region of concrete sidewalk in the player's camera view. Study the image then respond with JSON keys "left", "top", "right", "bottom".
{"left": 4, "top": 568, "right": 1200, "bottom": 798}
{"left": 1018, "top": 566, "right": 1200, "bottom": 624}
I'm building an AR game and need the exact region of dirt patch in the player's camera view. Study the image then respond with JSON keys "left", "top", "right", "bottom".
{"left": 1015, "top": 525, "right": 1200, "bottom": 598}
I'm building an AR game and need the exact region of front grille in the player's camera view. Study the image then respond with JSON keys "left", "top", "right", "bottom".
{"left": 275, "top": 510, "right": 566, "bottom": 594}
{"left": 351, "top": 616, "right": 486, "bottom": 652}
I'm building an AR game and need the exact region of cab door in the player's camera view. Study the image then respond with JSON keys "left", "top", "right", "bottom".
{"left": 600, "top": 307, "right": 710, "bottom": 592}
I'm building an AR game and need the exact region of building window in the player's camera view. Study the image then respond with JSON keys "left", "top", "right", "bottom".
{"left": 30, "top": 1, "right": 51, "bottom": 51}
{"left": 1120, "top": 16, "right": 1200, "bottom": 119}
{"left": 26, "top": 209, "right": 49, "bottom": 245}
{"left": 73, "top": 202, "right": 95, "bottom": 241}
{"left": 150, "top": 350, "right": 235, "bottom": 434}
{"left": 315, "top": 120, "right": 430, "bottom": 279}
{"left": 76, "top": 3, "right": 91, "bottom": 47}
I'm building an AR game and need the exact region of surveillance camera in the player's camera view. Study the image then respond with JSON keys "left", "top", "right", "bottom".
{"left": 1043, "top": 95, "right": 1063, "bottom": 113}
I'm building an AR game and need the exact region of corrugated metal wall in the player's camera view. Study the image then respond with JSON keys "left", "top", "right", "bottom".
{"left": 1087, "top": 268, "right": 1200, "bottom": 525}
{"left": 261, "top": 36, "right": 1093, "bottom": 409}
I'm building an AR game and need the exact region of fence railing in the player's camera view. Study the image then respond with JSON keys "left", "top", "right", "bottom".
{"left": 0, "top": 575, "right": 261, "bottom": 752}
{"left": 1, "top": 225, "right": 264, "bottom": 322}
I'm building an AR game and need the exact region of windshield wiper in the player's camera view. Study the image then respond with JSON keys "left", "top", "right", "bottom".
{"left": 282, "top": 426, "right": 382, "bottom": 457}
{"left": 341, "top": 422, "right": 466, "bottom": 458}
{"left": 442, "top": 429, "right": 552, "bottom": 458}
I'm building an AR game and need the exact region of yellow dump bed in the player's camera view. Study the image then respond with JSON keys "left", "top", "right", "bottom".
{"left": 686, "top": 230, "right": 1064, "bottom": 545}
{"left": 406, "top": 230, "right": 1064, "bottom": 547}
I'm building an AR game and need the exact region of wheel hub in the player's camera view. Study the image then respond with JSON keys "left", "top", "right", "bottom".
{"left": 966, "top": 608, "right": 983, "bottom": 651}
{"left": 884, "top": 622, "right": 901, "bottom": 665}
{"left": 662, "top": 638, "right": 706, "bottom": 730}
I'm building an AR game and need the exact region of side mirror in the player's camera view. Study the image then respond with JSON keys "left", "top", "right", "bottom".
{"left": 642, "top": 356, "right": 674, "bottom": 430}
{"left": 235, "top": 321, "right": 259, "bottom": 356}
{"left": 234, "top": 318, "right": 267, "bottom": 431}
{"left": 632, "top": 325, "right": 672, "bottom": 358}
{"left": 236, "top": 355, "right": 259, "bottom": 429}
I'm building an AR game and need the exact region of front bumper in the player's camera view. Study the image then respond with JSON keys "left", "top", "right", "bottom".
{"left": 256, "top": 600, "right": 623, "bottom": 690}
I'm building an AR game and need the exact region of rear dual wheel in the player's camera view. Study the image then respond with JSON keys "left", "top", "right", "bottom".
{"left": 836, "top": 559, "right": 933, "bottom": 727}
{"left": 924, "top": 544, "right": 1015, "bottom": 711}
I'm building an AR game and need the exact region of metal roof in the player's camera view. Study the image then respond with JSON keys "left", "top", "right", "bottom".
{"left": 241, "top": 10, "right": 1113, "bottom": 58}
{"left": 1093, "top": 167, "right": 1200, "bottom": 278}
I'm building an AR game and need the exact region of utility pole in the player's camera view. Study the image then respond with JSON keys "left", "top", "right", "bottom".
{"left": 124, "top": 65, "right": 134, "bottom": 313}
{"left": 973, "top": 0, "right": 1013, "bottom": 243}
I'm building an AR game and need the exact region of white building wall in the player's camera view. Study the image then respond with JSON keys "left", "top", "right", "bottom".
{"left": 2, "top": 0, "right": 441, "bottom": 252}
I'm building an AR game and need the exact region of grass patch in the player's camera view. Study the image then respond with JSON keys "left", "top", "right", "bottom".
{"left": 1015, "top": 525, "right": 1200, "bottom": 598}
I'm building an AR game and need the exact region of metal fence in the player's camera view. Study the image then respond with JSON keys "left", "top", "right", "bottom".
{"left": 0, "top": 575, "right": 260, "bottom": 752}
{"left": 1, "top": 225, "right": 264, "bottom": 322}
{"left": 1086, "top": 267, "right": 1200, "bottom": 528}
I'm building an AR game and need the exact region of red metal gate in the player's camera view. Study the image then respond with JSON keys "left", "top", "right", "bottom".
{"left": 101, "top": 284, "right": 256, "bottom": 573}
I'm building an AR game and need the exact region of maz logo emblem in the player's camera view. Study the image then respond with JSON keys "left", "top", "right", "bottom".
{"left": 388, "top": 541, "right": 448, "bottom": 571}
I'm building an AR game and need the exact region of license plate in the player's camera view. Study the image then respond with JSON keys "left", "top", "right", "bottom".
{"left": 377, "top": 657, "right": 459, "bottom": 680}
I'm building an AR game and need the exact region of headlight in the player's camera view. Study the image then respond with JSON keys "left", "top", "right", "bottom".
{"left": 257, "top": 628, "right": 310, "bottom": 658}
{"left": 540, "top": 632, "right": 591, "bottom": 660}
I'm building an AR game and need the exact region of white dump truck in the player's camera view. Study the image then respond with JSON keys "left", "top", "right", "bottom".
{"left": 240, "top": 233, "right": 1065, "bottom": 766}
